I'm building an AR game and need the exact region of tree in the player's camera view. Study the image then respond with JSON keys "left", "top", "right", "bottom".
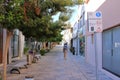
{"left": 0, "top": 0, "right": 84, "bottom": 80}
{"left": 0, "top": 0, "right": 24, "bottom": 80}
{"left": 20, "top": 0, "right": 84, "bottom": 42}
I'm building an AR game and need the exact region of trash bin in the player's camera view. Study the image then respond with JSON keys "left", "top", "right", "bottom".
{"left": 72, "top": 47, "right": 75, "bottom": 55}
{"left": 25, "top": 75, "right": 34, "bottom": 80}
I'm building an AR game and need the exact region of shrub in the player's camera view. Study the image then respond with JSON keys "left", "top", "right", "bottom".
{"left": 40, "top": 49, "right": 46, "bottom": 56}
{"left": 24, "top": 47, "right": 29, "bottom": 55}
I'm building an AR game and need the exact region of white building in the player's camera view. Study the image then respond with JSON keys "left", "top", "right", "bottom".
{"left": 0, "top": 28, "right": 25, "bottom": 65}
{"left": 80, "top": 0, "right": 120, "bottom": 79}
{"left": 62, "top": 28, "right": 72, "bottom": 46}
{"left": 72, "top": 22, "right": 80, "bottom": 55}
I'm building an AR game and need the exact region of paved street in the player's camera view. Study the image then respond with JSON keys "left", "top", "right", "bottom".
{"left": 7, "top": 45, "right": 113, "bottom": 80}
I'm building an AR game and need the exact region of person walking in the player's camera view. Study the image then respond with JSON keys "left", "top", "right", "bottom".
{"left": 63, "top": 42, "right": 68, "bottom": 60}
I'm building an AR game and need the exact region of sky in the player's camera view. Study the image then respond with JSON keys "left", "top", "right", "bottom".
{"left": 68, "top": 5, "right": 79, "bottom": 26}
{"left": 52, "top": 5, "right": 79, "bottom": 27}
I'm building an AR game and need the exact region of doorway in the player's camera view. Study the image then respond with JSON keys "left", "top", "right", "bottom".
{"left": 102, "top": 26, "right": 120, "bottom": 77}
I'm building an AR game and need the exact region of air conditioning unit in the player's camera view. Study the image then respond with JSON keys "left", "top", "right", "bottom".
{"left": 89, "top": 26, "right": 94, "bottom": 32}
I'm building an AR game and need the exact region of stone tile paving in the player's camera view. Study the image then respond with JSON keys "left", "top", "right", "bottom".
{"left": 7, "top": 45, "right": 113, "bottom": 80}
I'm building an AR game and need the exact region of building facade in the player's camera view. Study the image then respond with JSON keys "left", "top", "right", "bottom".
{"left": 0, "top": 28, "right": 25, "bottom": 65}
{"left": 83, "top": 0, "right": 120, "bottom": 79}
{"left": 72, "top": 22, "right": 79, "bottom": 55}
{"left": 72, "top": 5, "right": 86, "bottom": 56}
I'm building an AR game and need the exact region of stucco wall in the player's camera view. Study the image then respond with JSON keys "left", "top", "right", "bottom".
{"left": 85, "top": 35, "right": 95, "bottom": 66}
{"left": 85, "top": 0, "right": 120, "bottom": 79}
{"left": 97, "top": 0, "right": 120, "bottom": 29}
{"left": 19, "top": 32, "right": 25, "bottom": 58}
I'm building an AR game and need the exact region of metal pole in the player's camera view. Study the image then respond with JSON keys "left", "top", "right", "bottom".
{"left": 94, "top": 32, "right": 99, "bottom": 80}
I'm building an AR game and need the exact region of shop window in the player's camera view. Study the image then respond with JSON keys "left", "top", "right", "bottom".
{"left": 12, "top": 31, "right": 19, "bottom": 58}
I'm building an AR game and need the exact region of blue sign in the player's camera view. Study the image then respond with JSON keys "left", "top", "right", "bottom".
{"left": 96, "top": 12, "right": 101, "bottom": 17}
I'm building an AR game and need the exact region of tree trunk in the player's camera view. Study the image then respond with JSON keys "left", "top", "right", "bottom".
{"left": 3, "top": 31, "right": 12, "bottom": 80}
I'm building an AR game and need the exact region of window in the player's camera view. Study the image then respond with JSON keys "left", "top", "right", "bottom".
{"left": 83, "top": 12, "right": 85, "bottom": 25}
{"left": 11, "top": 30, "right": 19, "bottom": 58}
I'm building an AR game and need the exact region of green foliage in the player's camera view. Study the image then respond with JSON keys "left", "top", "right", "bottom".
{"left": 59, "top": 13, "right": 67, "bottom": 21}
{"left": 40, "top": 49, "right": 46, "bottom": 56}
{"left": 37, "top": 21, "right": 63, "bottom": 42}
{"left": 0, "top": 0, "right": 24, "bottom": 30}
{"left": 74, "top": 0, "right": 84, "bottom": 4}
{"left": 0, "top": 14, "right": 5, "bottom": 22}
{"left": 0, "top": 0, "right": 83, "bottom": 42}
{"left": 24, "top": 47, "right": 29, "bottom": 55}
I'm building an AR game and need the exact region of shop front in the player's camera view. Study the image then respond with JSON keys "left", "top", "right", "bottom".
{"left": 102, "top": 26, "right": 120, "bottom": 77}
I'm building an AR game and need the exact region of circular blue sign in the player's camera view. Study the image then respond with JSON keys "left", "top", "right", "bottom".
{"left": 96, "top": 12, "right": 101, "bottom": 17}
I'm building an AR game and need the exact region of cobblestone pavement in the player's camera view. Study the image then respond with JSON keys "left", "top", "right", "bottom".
{"left": 7, "top": 45, "right": 113, "bottom": 80}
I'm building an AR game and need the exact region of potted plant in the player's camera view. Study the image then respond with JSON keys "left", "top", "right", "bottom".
{"left": 40, "top": 49, "right": 46, "bottom": 56}
{"left": 24, "top": 47, "right": 30, "bottom": 64}
{"left": 24, "top": 47, "right": 29, "bottom": 55}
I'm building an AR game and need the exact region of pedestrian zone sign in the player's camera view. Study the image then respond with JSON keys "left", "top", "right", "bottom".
{"left": 88, "top": 11, "right": 103, "bottom": 33}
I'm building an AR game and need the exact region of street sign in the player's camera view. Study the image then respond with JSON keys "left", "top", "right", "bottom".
{"left": 88, "top": 11, "right": 102, "bottom": 32}
{"left": 88, "top": 11, "right": 103, "bottom": 80}
{"left": 96, "top": 12, "right": 102, "bottom": 17}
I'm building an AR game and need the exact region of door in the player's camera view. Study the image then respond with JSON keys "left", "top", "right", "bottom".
{"left": 102, "top": 30, "right": 112, "bottom": 71}
{"left": 112, "top": 26, "right": 120, "bottom": 76}
{"left": 103, "top": 26, "right": 120, "bottom": 77}
{"left": 12, "top": 35, "right": 19, "bottom": 57}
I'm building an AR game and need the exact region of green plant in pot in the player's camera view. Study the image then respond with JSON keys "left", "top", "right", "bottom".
{"left": 24, "top": 47, "right": 30, "bottom": 64}
{"left": 40, "top": 49, "right": 46, "bottom": 56}
{"left": 24, "top": 47, "right": 29, "bottom": 55}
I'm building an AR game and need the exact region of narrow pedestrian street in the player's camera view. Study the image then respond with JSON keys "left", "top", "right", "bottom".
{"left": 7, "top": 45, "right": 112, "bottom": 80}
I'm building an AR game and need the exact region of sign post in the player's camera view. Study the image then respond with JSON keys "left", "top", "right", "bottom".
{"left": 88, "top": 11, "right": 102, "bottom": 80}
{"left": 88, "top": 11, "right": 102, "bottom": 32}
